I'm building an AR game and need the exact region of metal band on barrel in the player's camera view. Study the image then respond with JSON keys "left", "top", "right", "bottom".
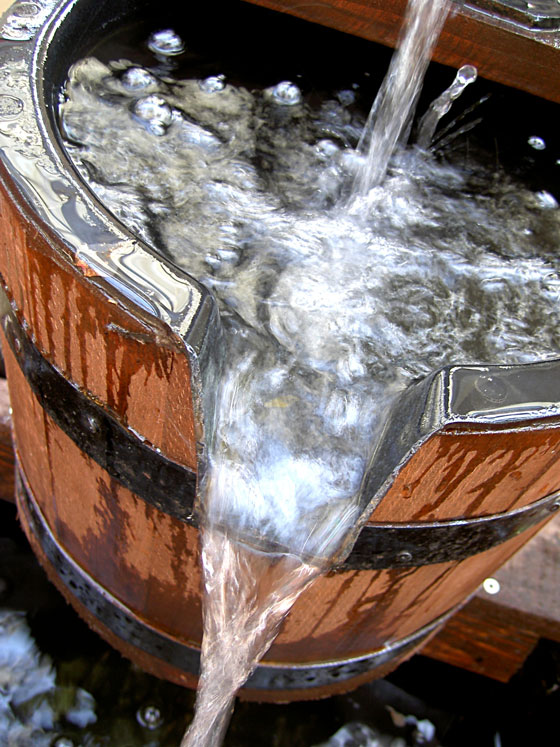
{"left": 2, "top": 307, "right": 197, "bottom": 524}
{"left": 16, "top": 466, "right": 456, "bottom": 691}
{"left": 4, "top": 306, "right": 559, "bottom": 569}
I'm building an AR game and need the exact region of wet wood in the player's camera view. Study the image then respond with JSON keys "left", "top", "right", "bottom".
{"left": 1, "top": 37, "right": 560, "bottom": 698}
{"left": 243, "top": 0, "right": 560, "bottom": 104}
{"left": 7, "top": 335, "right": 560, "bottom": 699}
{"left": 0, "top": 169, "right": 198, "bottom": 472}
{"left": 368, "top": 424, "right": 560, "bottom": 523}
{"left": 0, "top": 377, "right": 13, "bottom": 502}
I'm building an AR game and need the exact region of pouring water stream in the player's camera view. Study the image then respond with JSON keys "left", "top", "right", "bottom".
{"left": 182, "top": 2, "right": 453, "bottom": 744}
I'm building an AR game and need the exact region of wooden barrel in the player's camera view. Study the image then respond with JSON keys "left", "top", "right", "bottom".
{"left": 1, "top": 0, "right": 560, "bottom": 703}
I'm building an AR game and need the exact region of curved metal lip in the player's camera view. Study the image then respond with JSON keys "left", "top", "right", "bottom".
{"left": 1, "top": 0, "right": 560, "bottom": 556}
{"left": 21, "top": 1, "right": 560, "bottom": 413}
{"left": 30, "top": 0, "right": 218, "bottom": 352}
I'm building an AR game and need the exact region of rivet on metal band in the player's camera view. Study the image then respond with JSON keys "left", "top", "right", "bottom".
{"left": 346, "top": 488, "right": 560, "bottom": 570}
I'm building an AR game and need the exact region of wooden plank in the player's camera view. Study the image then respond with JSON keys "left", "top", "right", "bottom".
{"left": 423, "top": 513, "right": 560, "bottom": 681}
{"left": 243, "top": 0, "right": 560, "bottom": 104}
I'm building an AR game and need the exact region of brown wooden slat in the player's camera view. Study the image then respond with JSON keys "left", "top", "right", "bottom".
{"left": 0, "top": 168, "right": 198, "bottom": 473}
{"left": 0, "top": 377, "right": 13, "bottom": 502}
{"left": 242, "top": 0, "right": 560, "bottom": 104}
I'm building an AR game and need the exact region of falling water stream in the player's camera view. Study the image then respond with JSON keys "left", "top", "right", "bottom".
{"left": 56, "top": 0, "right": 560, "bottom": 744}
{"left": 182, "top": 3, "right": 452, "bottom": 744}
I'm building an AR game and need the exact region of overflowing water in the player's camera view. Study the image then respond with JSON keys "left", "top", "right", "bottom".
{"left": 57, "top": 0, "right": 560, "bottom": 744}
{"left": 180, "top": 533, "right": 322, "bottom": 746}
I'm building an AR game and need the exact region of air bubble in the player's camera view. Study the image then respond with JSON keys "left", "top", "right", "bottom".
{"left": 136, "top": 704, "right": 164, "bottom": 730}
{"left": 528, "top": 135, "right": 546, "bottom": 150}
{"left": 315, "top": 139, "right": 340, "bottom": 161}
{"left": 52, "top": 739, "right": 75, "bottom": 747}
{"left": 121, "top": 67, "right": 157, "bottom": 91}
{"left": 269, "top": 81, "right": 302, "bottom": 106}
{"left": 147, "top": 29, "right": 185, "bottom": 56}
{"left": 199, "top": 74, "right": 226, "bottom": 93}
{"left": 535, "top": 190, "right": 558, "bottom": 209}
{"left": 132, "top": 95, "right": 173, "bottom": 136}
{"left": 336, "top": 89, "right": 356, "bottom": 106}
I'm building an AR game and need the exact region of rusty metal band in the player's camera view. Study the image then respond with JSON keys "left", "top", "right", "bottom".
{"left": 2, "top": 308, "right": 197, "bottom": 524}
{"left": 16, "top": 467, "right": 456, "bottom": 691}
{"left": 4, "top": 305, "right": 560, "bottom": 568}
{"left": 347, "top": 488, "right": 560, "bottom": 570}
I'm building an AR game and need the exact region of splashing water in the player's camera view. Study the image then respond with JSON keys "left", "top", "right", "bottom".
{"left": 416, "top": 64, "right": 478, "bottom": 149}
{"left": 57, "top": 1, "right": 560, "bottom": 745}
{"left": 349, "top": 0, "right": 450, "bottom": 203}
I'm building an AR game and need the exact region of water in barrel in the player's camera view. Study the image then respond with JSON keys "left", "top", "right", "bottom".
{"left": 57, "top": 0, "right": 560, "bottom": 742}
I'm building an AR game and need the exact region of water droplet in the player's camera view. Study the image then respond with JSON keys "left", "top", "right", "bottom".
{"left": 474, "top": 375, "right": 508, "bottom": 403}
{"left": 199, "top": 74, "right": 226, "bottom": 93}
{"left": 483, "top": 578, "right": 500, "bottom": 595}
{"left": 535, "top": 190, "right": 558, "bottom": 209}
{"left": 132, "top": 95, "right": 173, "bottom": 136}
{"left": 11, "top": 2, "right": 40, "bottom": 17}
{"left": 52, "top": 738, "right": 75, "bottom": 747}
{"left": 269, "top": 81, "right": 302, "bottom": 106}
{"left": 1, "top": 15, "right": 34, "bottom": 40}
{"left": 315, "top": 139, "right": 340, "bottom": 160}
{"left": 456, "top": 64, "right": 477, "bottom": 85}
{"left": 85, "top": 413, "right": 100, "bottom": 433}
{"left": 147, "top": 29, "right": 185, "bottom": 57}
{"left": 528, "top": 135, "right": 546, "bottom": 150}
{"left": 136, "top": 705, "right": 164, "bottom": 730}
{"left": 396, "top": 551, "right": 413, "bottom": 564}
{"left": 121, "top": 67, "right": 157, "bottom": 91}
{"left": 0, "top": 94, "right": 23, "bottom": 119}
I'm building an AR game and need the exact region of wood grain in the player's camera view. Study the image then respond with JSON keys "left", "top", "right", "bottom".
{"left": 0, "top": 168, "right": 198, "bottom": 472}
{"left": 243, "top": 0, "right": 560, "bottom": 104}
{"left": 0, "top": 377, "right": 13, "bottom": 502}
